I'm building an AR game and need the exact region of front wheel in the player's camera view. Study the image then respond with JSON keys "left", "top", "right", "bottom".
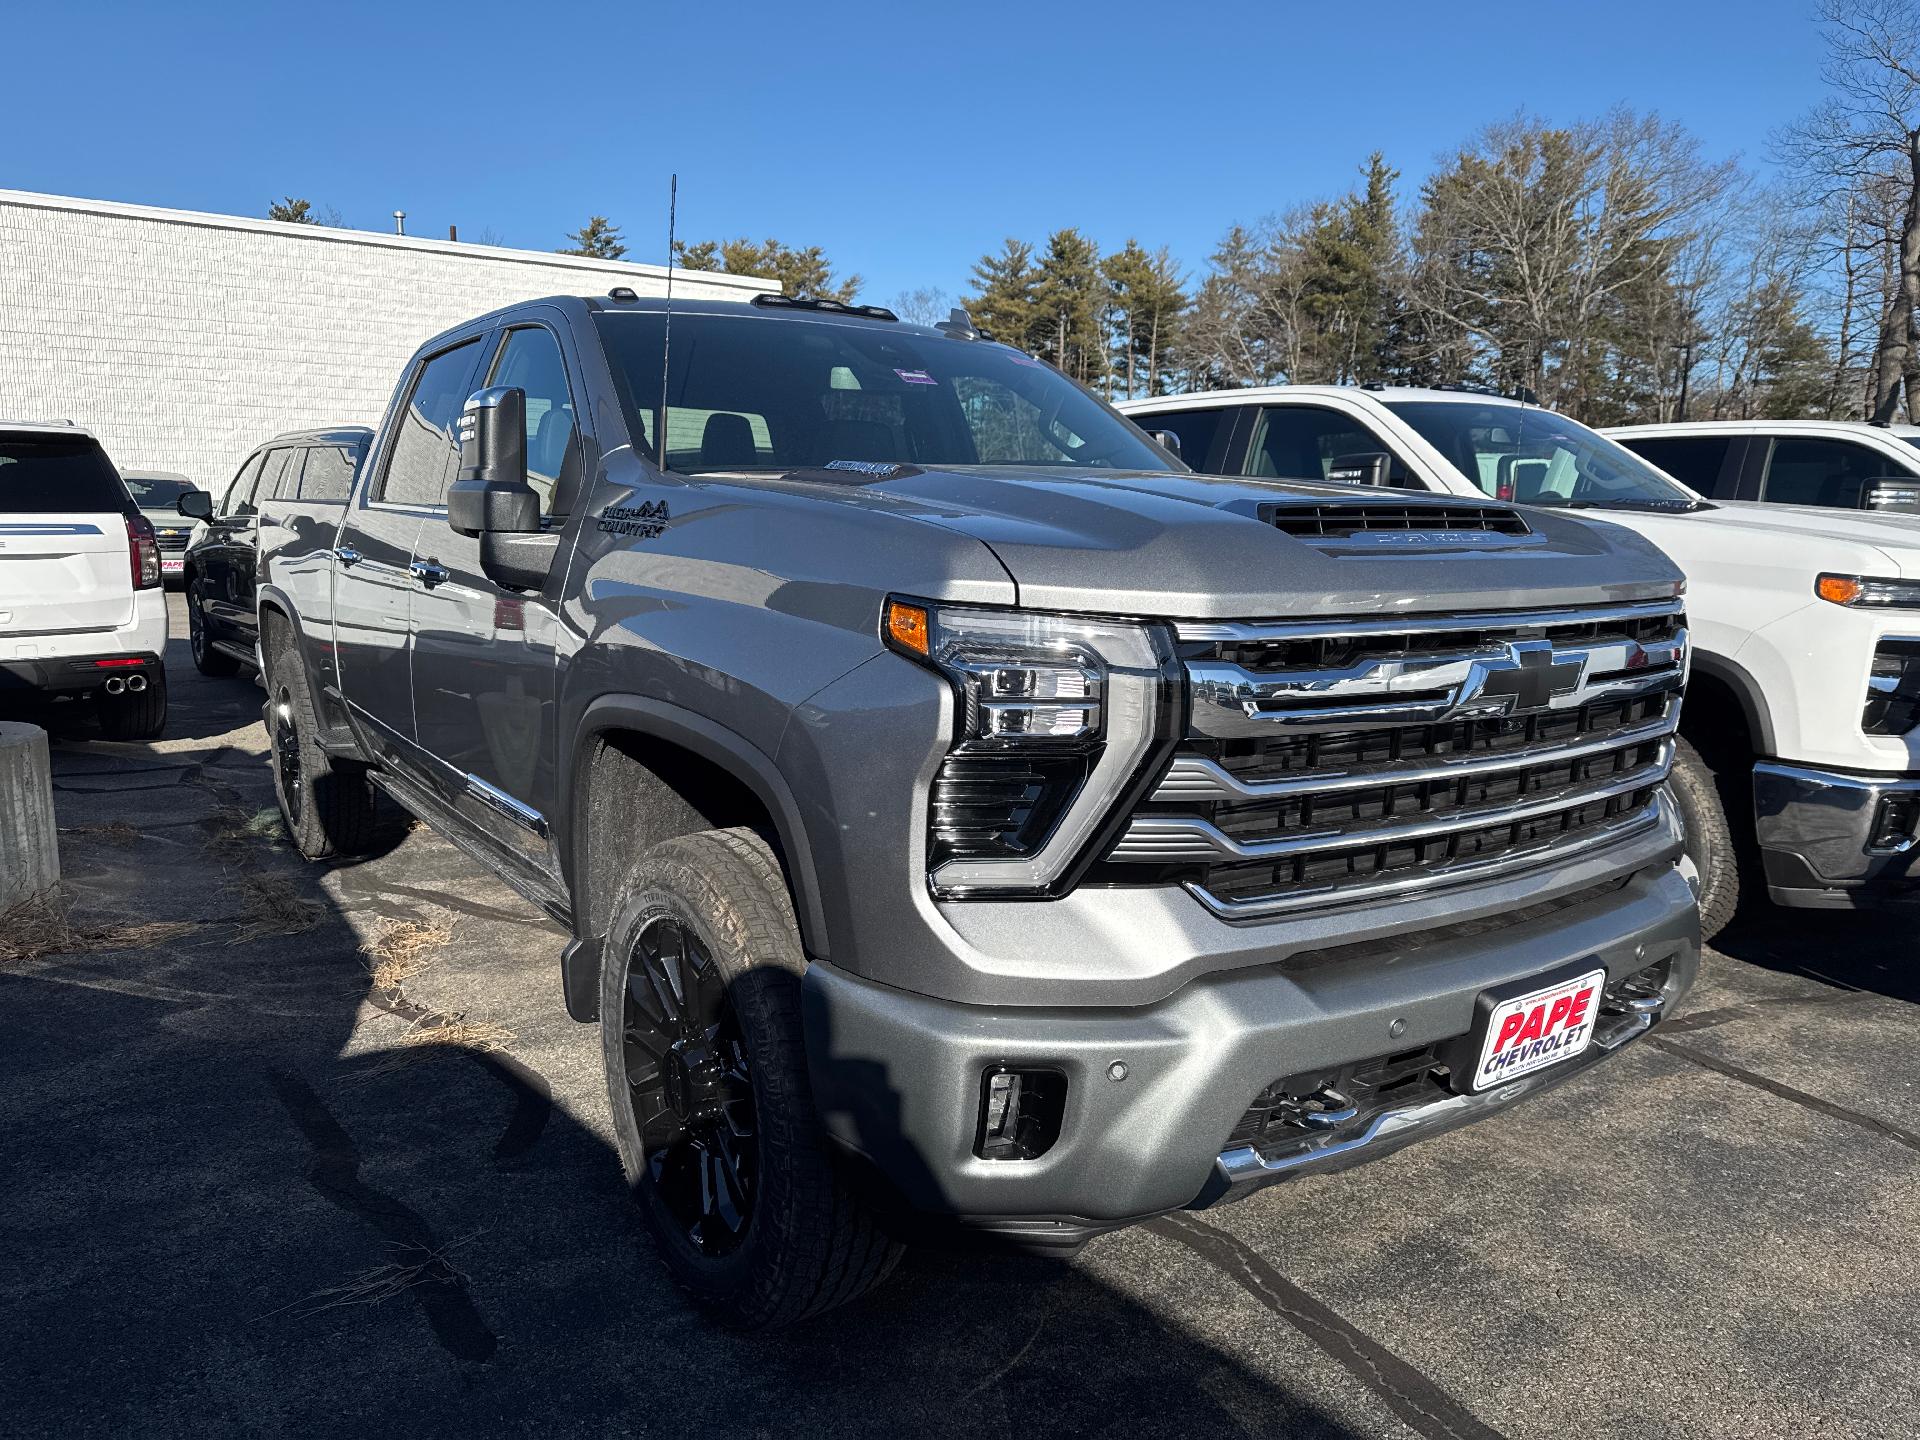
{"left": 600, "top": 828, "right": 901, "bottom": 1329}
{"left": 187, "top": 581, "right": 239, "bottom": 677}
{"left": 1670, "top": 736, "right": 1742, "bottom": 942}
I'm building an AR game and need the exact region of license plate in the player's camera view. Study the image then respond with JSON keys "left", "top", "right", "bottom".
{"left": 1470, "top": 967, "right": 1605, "bottom": 1091}
{"left": 161, "top": 558, "right": 183, "bottom": 573}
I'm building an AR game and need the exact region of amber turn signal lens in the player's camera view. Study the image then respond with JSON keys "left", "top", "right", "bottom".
{"left": 886, "top": 600, "right": 930, "bottom": 656}
{"left": 1817, "top": 574, "right": 1863, "bottom": 606}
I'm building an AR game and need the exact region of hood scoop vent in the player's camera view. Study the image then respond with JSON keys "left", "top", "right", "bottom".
{"left": 1259, "top": 501, "right": 1536, "bottom": 551}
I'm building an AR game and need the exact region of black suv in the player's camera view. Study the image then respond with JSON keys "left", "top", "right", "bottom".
{"left": 181, "top": 426, "right": 370, "bottom": 675}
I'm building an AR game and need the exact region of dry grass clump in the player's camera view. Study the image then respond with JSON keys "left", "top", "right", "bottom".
{"left": 265, "top": 1232, "right": 483, "bottom": 1319}
{"left": 0, "top": 890, "right": 200, "bottom": 963}
{"left": 340, "top": 1014, "right": 517, "bottom": 1089}
{"left": 58, "top": 821, "right": 141, "bottom": 846}
{"left": 225, "top": 874, "right": 322, "bottom": 944}
{"left": 360, "top": 917, "right": 454, "bottom": 992}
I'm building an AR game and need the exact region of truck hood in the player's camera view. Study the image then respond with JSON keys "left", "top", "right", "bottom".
{"left": 838, "top": 466, "right": 1682, "bottom": 618}
{"left": 1591, "top": 499, "right": 1920, "bottom": 577}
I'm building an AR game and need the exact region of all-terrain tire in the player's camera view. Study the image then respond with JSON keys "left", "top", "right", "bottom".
{"left": 263, "top": 628, "right": 383, "bottom": 859}
{"left": 600, "top": 828, "right": 902, "bottom": 1329}
{"left": 1670, "top": 735, "right": 1741, "bottom": 942}
{"left": 96, "top": 668, "right": 168, "bottom": 741}
{"left": 187, "top": 581, "right": 240, "bottom": 677}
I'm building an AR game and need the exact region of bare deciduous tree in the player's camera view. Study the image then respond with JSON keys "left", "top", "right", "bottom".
{"left": 1779, "top": 0, "right": 1920, "bottom": 421}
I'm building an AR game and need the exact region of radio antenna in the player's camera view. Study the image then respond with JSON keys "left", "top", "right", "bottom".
{"left": 657, "top": 173, "right": 677, "bottom": 467}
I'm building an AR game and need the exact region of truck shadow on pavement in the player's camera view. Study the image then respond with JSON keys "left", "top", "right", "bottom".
{"left": 0, "top": 634, "right": 1407, "bottom": 1439}
{"left": 1711, "top": 907, "right": 1919, "bottom": 1006}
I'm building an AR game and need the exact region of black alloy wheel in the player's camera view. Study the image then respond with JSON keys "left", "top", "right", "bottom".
{"left": 622, "top": 914, "right": 758, "bottom": 1256}
{"left": 272, "top": 682, "right": 305, "bottom": 831}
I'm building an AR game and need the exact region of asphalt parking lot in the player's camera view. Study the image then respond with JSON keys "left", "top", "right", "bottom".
{"left": 3, "top": 593, "right": 1917, "bottom": 1439}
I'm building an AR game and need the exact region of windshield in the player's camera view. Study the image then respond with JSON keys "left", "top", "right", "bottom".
{"left": 0, "top": 434, "right": 132, "bottom": 514}
{"left": 595, "top": 311, "right": 1176, "bottom": 476}
{"left": 1384, "top": 400, "right": 1705, "bottom": 511}
{"left": 123, "top": 476, "right": 195, "bottom": 508}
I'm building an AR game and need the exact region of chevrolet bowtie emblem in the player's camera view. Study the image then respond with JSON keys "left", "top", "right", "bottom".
{"left": 1470, "top": 640, "right": 1584, "bottom": 713}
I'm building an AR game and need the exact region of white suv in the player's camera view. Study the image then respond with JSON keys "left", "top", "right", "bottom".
{"left": 1120, "top": 385, "right": 1920, "bottom": 937}
{"left": 0, "top": 421, "right": 169, "bottom": 738}
{"left": 1609, "top": 419, "right": 1920, "bottom": 516}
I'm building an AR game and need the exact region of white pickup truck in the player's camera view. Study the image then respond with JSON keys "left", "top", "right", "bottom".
{"left": 1120, "top": 385, "right": 1920, "bottom": 937}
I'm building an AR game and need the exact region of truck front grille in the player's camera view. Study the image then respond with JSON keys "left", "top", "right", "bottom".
{"left": 1104, "top": 599, "right": 1687, "bottom": 920}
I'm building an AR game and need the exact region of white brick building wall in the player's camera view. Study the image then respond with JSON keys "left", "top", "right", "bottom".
{"left": 0, "top": 189, "right": 772, "bottom": 489}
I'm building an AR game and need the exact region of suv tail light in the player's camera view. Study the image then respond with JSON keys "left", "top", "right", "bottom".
{"left": 127, "top": 516, "right": 160, "bottom": 590}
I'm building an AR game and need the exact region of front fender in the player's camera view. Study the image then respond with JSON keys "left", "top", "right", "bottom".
{"left": 567, "top": 693, "right": 832, "bottom": 960}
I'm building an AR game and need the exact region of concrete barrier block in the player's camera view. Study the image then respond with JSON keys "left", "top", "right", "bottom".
{"left": 0, "top": 721, "right": 59, "bottom": 912}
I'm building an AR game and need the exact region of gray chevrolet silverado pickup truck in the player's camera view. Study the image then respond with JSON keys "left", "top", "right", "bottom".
{"left": 260, "top": 291, "right": 1699, "bottom": 1327}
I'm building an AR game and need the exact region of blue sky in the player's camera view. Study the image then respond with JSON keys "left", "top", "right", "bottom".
{"left": 4, "top": 0, "right": 1832, "bottom": 304}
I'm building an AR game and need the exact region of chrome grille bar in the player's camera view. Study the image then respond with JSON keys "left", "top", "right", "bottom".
{"left": 1189, "top": 629, "right": 1686, "bottom": 738}
{"left": 1153, "top": 712, "right": 1678, "bottom": 804}
{"left": 1111, "top": 742, "right": 1672, "bottom": 864}
{"left": 1175, "top": 597, "right": 1684, "bottom": 645}
{"left": 1185, "top": 799, "right": 1667, "bottom": 921}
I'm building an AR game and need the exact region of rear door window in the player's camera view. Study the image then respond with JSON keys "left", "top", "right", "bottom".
{"left": 297, "top": 442, "right": 359, "bottom": 502}
{"left": 0, "top": 434, "right": 131, "bottom": 514}
{"left": 1617, "top": 435, "right": 1736, "bottom": 496}
{"left": 380, "top": 339, "right": 484, "bottom": 507}
{"left": 1761, "top": 437, "right": 1895, "bottom": 508}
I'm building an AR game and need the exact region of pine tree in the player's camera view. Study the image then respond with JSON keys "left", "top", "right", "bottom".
{"left": 1032, "top": 229, "right": 1107, "bottom": 386}
{"left": 559, "top": 216, "right": 627, "bottom": 260}
{"left": 1103, "top": 241, "right": 1189, "bottom": 399}
{"left": 966, "top": 239, "right": 1039, "bottom": 349}
{"left": 673, "top": 238, "right": 858, "bottom": 300}
{"left": 268, "top": 197, "right": 320, "bottom": 225}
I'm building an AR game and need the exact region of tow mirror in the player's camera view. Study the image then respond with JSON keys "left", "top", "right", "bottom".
{"left": 1861, "top": 478, "right": 1920, "bottom": 514}
{"left": 176, "top": 491, "right": 213, "bottom": 520}
{"left": 1326, "top": 452, "right": 1394, "bottom": 488}
{"left": 447, "top": 386, "right": 538, "bottom": 538}
{"left": 446, "top": 386, "right": 560, "bottom": 594}
{"left": 1145, "top": 428, "right": 1182, "bottom": 460}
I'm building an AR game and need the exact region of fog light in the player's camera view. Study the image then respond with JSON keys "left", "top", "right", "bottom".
{"left": 1869, "top": 796, "right": 1919, "bottom": 853}
{"left": 974, "top": 1067, "right": 1067, "bottom": 1161}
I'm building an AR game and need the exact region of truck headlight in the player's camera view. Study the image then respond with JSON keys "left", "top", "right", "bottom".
{"left": 884, "top": 597, "right": 1181, "bottom": 897}
{"left": 1816, "top": 573, "right": 1920, "bottom": 608}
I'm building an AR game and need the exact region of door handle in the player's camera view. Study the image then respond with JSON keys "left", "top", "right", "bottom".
{"left": 336, "top": 546, "right": 363, "bottom": 567}
{"left": 409, "top": 560, "right": 451, "bottom": 588}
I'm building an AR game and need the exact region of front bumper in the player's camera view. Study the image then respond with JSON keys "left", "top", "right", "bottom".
{"left": 802, "top": 861, "right": 1698, "bottom": 1242}
{"left": 1753, "top": 761, "right": 1920, "bottom": 908}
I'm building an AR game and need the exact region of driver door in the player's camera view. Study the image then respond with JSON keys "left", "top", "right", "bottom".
{"left": 407, "top": 317, "right": 580, "bottom": 885}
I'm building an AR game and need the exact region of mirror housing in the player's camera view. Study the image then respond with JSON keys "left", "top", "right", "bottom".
{"left": 176, "top": 490, "right": 212, "bottom": 520}
{"left": 1861, "top": 478, "right": 1920, "bottom": 514}
{"left": 447, "top": 386, "right": 539, "bottom": 538}
{"left": 1145, "top": 428, "right": 1183, "bottom": 460}
{"left": 1325, "top": 452, "right": 1394, "bottom": 488}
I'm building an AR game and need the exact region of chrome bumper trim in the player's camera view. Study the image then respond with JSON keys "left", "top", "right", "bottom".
{"left": 1214, "top": 985, "right": 1669, "bottom": 1188}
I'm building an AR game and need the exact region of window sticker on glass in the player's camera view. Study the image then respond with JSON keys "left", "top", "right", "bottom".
{"left": 894, "top": 369, "right": 936, "bottom": 385}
